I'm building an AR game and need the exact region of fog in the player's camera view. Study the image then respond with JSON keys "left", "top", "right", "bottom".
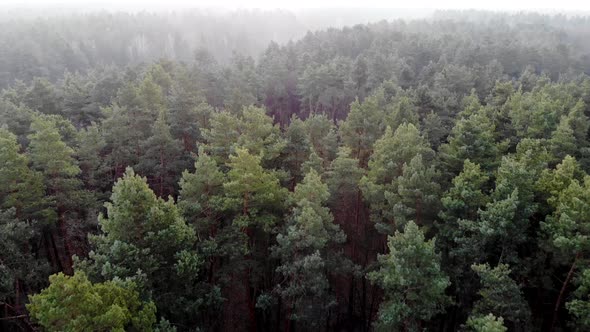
{"left": 3, "top": 0, "right": 590, "bottom": 10}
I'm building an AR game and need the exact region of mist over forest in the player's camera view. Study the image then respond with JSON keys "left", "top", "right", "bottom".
{"left": 3, "top": 4, "right": 590, "bottom": 332}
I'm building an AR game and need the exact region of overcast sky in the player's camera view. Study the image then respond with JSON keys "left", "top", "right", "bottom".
{"left": 1, "top": 0, "right": 590, "bottom": 11}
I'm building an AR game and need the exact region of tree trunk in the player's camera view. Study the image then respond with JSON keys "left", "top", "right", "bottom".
{"left": 551, "top": 252, "right": 581, "bottom": 331}
{"left": 57, "top": 214, "right": 73, "bottom": 274}
{"left": 159, "top": 150, "right": 165, "bottom": 197}
{"left": 284, "top": 303, "right": 291, "bottom": 332}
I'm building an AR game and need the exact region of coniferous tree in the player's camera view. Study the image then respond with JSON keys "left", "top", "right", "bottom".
{"left": 340, "top": 91, "right": 386, "bottom": 166}
{"left": 387, "top": 154, "right": 441, "bottom": 228}
{"left": 76, "top": 123, "right": 110, "bottom": 198}
{"left": 220, "top": 148, "right": 287, "bottom": 331}
{"left": 542, "top": 172, "right": 590, "bottom": 330}
{"left": 28, "top": 116, "right": 89, "bottom": 273}
{"left": 27, "top": 271, "right": 157, "bottom": 332}
{"left": 470, "top": 263, "right": 531, "bottom": 330}
{"left": 385, "top": 95, "right": 419, "bottom": 132}
{"left": 178, "top": 147, "right": 226, "bottom": 236}
{"left": 464, "top": 314, "right": 507, "bottom": 332}
{"left": 77, "top": 168, "right": 208, "bottom": 328}
{"left": 361, "top": 124, "right": 434, "bottom": 233}
{"left": 304, "top": 114, "right": 338, "bottom": 167}
{"left": 566, "top": 268, "right": 590, "bottom": 331}
{"left": 282, "top": 116, "right": 311, "bottom": 189}
{"left": 138, "top": 109, "right": 186, "bottom": 197}
{"left": 368, "top": 221, "right": 450, "bottom": 331}
{"left": 440, "top": 110, "right": 505, "bottom": 177}
{"left": 0, "top": 209, "right": 50, "bottom": 328}
{"left": 274, "top": 169, "right": 347, "bottom": 329}
{"left": 0, "top": 128, "right": 51, "bottom": 222}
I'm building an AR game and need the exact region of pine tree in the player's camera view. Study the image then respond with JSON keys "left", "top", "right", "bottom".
{"left": 282, "top": 116, "right": 311, "bottom": 188}
{"left": 223, "top": 148, "right": 287, "bottom": 232}
{"left": 440, "top": 111, "right": 505, "bottom": 177}
{"left": 304, "top": 113, "right": 338, "bottom": 167}
{"left": 220, "top": 148, "right": 288, "bottom": 331}
{"left": 465, "top": 314, "right": 507, "bottom": 332}
{"left": 423, "top": 111, "right": 446, "bottom": 150}
{"left": 28, "top": 116, "right": 89, "bottom": 273}
{"left": 437, "top": 160, "right": 491, "bottom": 311}
{"left": 25, "top": 78, "right": 61, "bottom": 116}
{"left": 0, "top": 128, "right": 51, "bottom": 222}
{"left": 27, "top": 271, "right": 157, "bottom": 332}
{"left": 178, "top": 147, "right": 225, "bottom": 237}
{"left": 368, "top": 221, "right": 450, "bottom": 331}
{"left": 203, "top": 106, "right": 285, "bottom": 166}
{"left": 0, "top": 209, "right": 50, "bottom": 326}
{"left": 536, "top": 155, "right": 584, "bottom": 213}
{"left": 550, "top": 115, "right": 577, "bottom": 162}
{"left": 274, "top": 169, "right": 347, "bottom": 329}
{"left": 76, "top": 123, "right": 110, "bottom": 198}
{"left": 237, "top": 106, "right": 286, "bottom": 165}
{"left": 340, "top": 91, "right": 386, "bottom": 166}
{"left": 361, "top": 124, "right": 434, "bottom": 233}
{"left": 385, "top": 96, "right": 419, "bottom": 132}
{"left": 137, "top": 109, "right": 186, "bottom": 197}
{"left": 387, "top": 154, "right": 441, "bottom": 229}
{"left": 566, "top": 268, "right": 590, "bottom": 331}
{"left": 62, "top": 73, "right": 101, "bottom": 127}
{"left": 470, "top": 263, "right": 531, "bottom": 330}
{"left": 439, "top": 160, "right": 490, "bottom": 228}
{"left": 169, "top": 96, "right": 212, "bottom": 153}
{"left": 542, "top": 173, "right": 590, "bottom": 330}
{"left": 101, "top": 105, "right": 138, "bottom": 179}
{"left": 77, "top": 168, "right": 207, "bottom": 328}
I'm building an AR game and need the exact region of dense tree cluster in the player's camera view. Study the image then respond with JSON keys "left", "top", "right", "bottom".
{"left": 3, "top": 9, "right": 590, "bottom": 332}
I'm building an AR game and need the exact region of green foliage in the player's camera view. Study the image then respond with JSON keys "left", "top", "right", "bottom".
{"left": 386, "top": 96, "right": 419, "bottom": 131}
{"left": 441, "top": 110, "right": 505, "bottom": 176}
{"left": 178, "top": 147, "right": 225, "bottom": 235}
{"left": 423, "top": 111, "right": 446, "bottom": 149}
{"left": 340, "top": 91, "right": 386, "bottom": 165}
{"left": 25, "top": 78, "right": 61, "bottom": 116}
{"left": 137, "top": 109, "right": 186, "bottom": 197}
{"left": 0, "top": 209, "right": 49, "bottom": 303}
{"left": 440, "top": 160, "right": 490, "bottom": 226}
{"left": 0, "top": 128, "right": 52, "bottom": 221}
{"left": 368, "top": 221, "right": 450, "bottom": 331}
{"left": 326, "top": 147, "right": 364, "bottom": 208}
{"left": 566, "top": 268, "right": 590, "bottom": 330}
{"left": 274, "top": 169, "right": 347, "bottom": 327}
{"left": 465, "top": 314, "right": 507, "bottom": 332}
{"left": 77, "top": 123, "right": 110, "bottom": 196}
{"left": 507, "top": 88, "right": 569, "bottom": 140}
{"left": 304, "top": 113, "right": 338, "bottom": 166}
{"left": 27, "top": 271, "right": 156, "bottom": 332}
{"left": 203, "top": 106, "right": 285, "bottom": 165}
{"left": 537, "top": 155, "right": 584, "bottom": 211}
{"left": 543, "top": 174, "right": 590, "bottom": 255}
{"left": 282, "top": 116, "right": 311, "bottom": 186}
{"left": 471, "top": 263, "right": 531, "bottom": 329}
{"left": 386, "top": 154, "right": 441, "bottom": 228}
{"left": 223, "top": 148, "right": 287, "bottom": 231}
{"left": 77, "top": 168, "right": 210, "bottom": 327}
{"left": 28, "top": 116, "right": 89, "bottom": 212}
{"left": 362, "top": 123, "right": 434, "bottom": 233}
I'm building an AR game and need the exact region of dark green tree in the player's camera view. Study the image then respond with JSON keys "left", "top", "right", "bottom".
{"left": 27, "top": 271, "right": 157, "bottom": 332}
{"left": 368, "top": 221, "right": 450, "bottom": 331}
{"left": 274, "top": 169, "right": 347, "bottom": 329}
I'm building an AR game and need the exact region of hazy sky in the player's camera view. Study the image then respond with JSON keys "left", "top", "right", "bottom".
{"left": 1, "top": 0, "right": 590, "bottom": 11}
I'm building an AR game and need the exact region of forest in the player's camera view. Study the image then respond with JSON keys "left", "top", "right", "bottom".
{"left": 2, "top": 8, "right": 590, "bottom": 332}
